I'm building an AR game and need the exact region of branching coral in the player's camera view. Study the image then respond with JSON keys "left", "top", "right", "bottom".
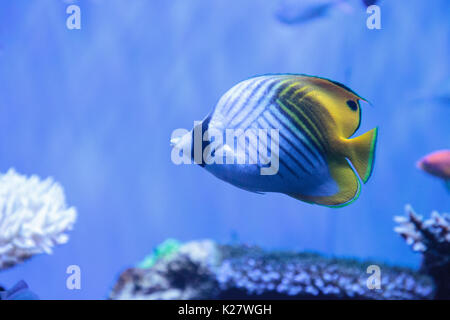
{"left": 215, "top": 248, "right": 432, "bottom": 300}
{"left": 111, "top": 205, "right": 450, "bottom": 300}
{"left": 394, "top": 205, "right": 450, "bottom": 299}
{"left": 110, "top": 240, "right": 433, "bottom": 300}
{"left": 0, "top": 169, "right": 77, "bottom": 270}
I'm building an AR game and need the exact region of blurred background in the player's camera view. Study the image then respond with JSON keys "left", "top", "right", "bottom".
{"left": 0, "top": 0, "right": 448, "bottom": 299}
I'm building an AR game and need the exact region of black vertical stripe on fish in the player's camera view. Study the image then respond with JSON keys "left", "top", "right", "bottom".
{"left": 278, "top": 81, "right": 304, "bottom": 102}
{"left": 259, "top": 115, "right": 314, "bottom": 174}
{"left": 223, "top": 79, "right": 261, "bottom": 118}
{"left": 247, "top": 124, "right": 271, "bottom": 167}
{"left": 233, "top": 126, "right": 285, "bottom": 179}
{"left": 231, "top": 79, "right": 283, "bottom": 130}
{"left": 217, "top": 90, "right": 234, "bottom": 114}
{"left": 285, "top": 92, "right": 330, "bottom": 152}
{"left": 221, "top": 80, "right": 253, "bottom": 116}
{"left": 226, "top": 77, "right": 274, "bottom": 126}
{"left": 295, "top": 95, "right": 330, "bottom": 146}
{"left": 279, "top": 97, "right": 327, "bottom": 153}
{"left": 290, "top": 86, "right": 312, "bottom": 101}
{"left": 265, "top": 107, "right": 325, "bottom": 166}
{"left": 191, "top": 114, "right": 212, "bottom": 167}
{"left": 279, "top": 137, "right": 312, "bottom": 176}
{"left": 238, "top": 129, "right": 258, "bottom": 165}
{"left": 274, "top": 102, "right": 327, "bottom": 160}
{"left": 278, "top": 131, "right": 315, "bottom": 174}
{"left": 278, "top": 146, "right": 301, "bottom": 178}
{"left": 255, "top": 128, "right": 300, "bottom": 178}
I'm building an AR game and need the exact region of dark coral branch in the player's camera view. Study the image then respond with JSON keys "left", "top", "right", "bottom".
{"left": 394, "top": 205, "right": 450, "bottom": 299}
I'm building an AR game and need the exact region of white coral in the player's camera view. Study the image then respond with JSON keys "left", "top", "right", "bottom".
{"left": 394, "top": 204, "right": 449, "bottom": 253}
{"left": 0, "top": 169, "right": 77, "bottom": 270}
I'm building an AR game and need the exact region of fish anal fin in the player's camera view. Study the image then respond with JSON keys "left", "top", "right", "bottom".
{"left": 346, "top": 127, "right": 378, "bottom": 183}
{"left": 288, "top": 158, "right": 361, "bottom": 207}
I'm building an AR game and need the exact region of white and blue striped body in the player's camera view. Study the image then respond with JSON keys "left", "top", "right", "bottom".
{"left": 202, "top": 75, "right": 339, "bottom": 197}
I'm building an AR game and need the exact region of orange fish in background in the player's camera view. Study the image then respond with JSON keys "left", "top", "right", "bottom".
{"left": 416, "top": 150, "right": 450, "bottom": 191}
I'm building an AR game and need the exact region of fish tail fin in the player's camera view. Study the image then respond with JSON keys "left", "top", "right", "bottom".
{"left": 345, "top": 127, "right": 378, "bottom": 183}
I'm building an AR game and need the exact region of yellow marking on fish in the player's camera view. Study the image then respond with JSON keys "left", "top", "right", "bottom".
{"left": 279, "top": 81, "right": 301, "bottom": 97}
{"left": 291, "top": 86, "right": 310, "bottom": 99}
{"left": 283, "top": 97, "right": 326, "bottom": 145}
{"left": 277, "top": 99, "right": 325, "bottom": 153}
{"left": 296, "top": 89, "right": 315, "bottom": 104}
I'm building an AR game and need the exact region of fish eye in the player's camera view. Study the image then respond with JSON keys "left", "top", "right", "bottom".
{"left": 346, "top": 100, "right": 358, "bottom": 111}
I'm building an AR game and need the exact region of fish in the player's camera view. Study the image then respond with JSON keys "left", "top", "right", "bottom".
{"left": 171, "top": 74, "right": 378, "bottom": 207}
{"left": 275, "top": 0, "right": 339, "bottom": 25}
{"left": 417, "top": 150, "right": 450, "bottom": 191}
{"left": 362, "top": 0, "right": 378, "bottom": 6}
{"left": 275, "top": 0, "right": 377, "bottom": 25}
{"left": 412, "top": 79, "right": 450, "bottom": 107}
{"left": 0, "top": 281, "right": 39, "bottom": 300}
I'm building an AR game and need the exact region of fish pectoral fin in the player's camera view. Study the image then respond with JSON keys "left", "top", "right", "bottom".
{"left": 445, "top": 180, "right": 450, "bottom": 193}
{"left": 346, "top": 127, "right": 378, "bottom": 183}
{"left": 288, "top": 158, "right": 361, "bottom": 207}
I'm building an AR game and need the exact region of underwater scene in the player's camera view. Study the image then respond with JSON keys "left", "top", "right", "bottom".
{"left": 0, "top": 0, "right": 449, "bottom": 301}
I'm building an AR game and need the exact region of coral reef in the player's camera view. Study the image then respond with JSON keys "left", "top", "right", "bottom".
{"left": 0, "top": 169, "right": 77, "bottom": 270}
{"left": 394, "top": 205, "right": 450, "bottom": 299}
{"left": 137, "top": 239, "right": 181, "bottom": 269}
{"left": 109, "top": 240, "right": 433, "bottom": 300}
{"left": 110, "top": 240, "right": 218, "bottom": 300}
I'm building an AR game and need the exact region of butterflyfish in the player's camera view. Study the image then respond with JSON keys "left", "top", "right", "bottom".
{"left": 171, "top": 74, "right": 378, "bottom": 207}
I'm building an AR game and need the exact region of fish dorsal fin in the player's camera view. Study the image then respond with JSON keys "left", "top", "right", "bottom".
{"left": 301, "top": 76, "right": 366, "bottom": 138}
{"left": 288, "top": 158, "right": 361, "bottom": 207}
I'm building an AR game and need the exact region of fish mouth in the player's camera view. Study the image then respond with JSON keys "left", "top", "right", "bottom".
{"left": 416, "top": 158, "right": 429, "bottom": 170}
{"left": 416, "top": 160, "right": 425, "bottom": 170}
